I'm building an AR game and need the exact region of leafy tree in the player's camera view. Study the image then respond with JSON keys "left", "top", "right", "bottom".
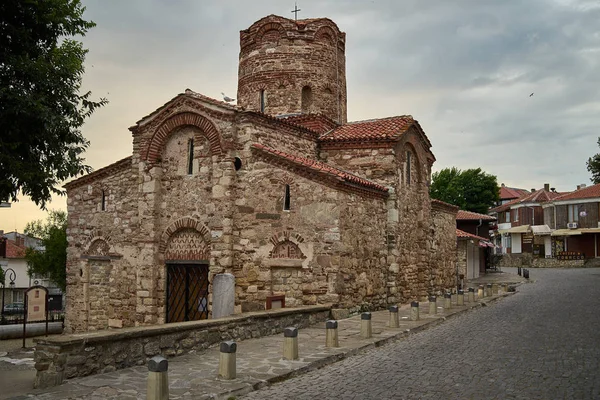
{"left": 586, "top": 137, "right": 600, "bottom": 184}
{"left": 430, "top": 167, "right": 499, "bottom": 214}
{"left": 24, "top": 210, "right": 68, "bottom": 291}
{"left": 0, "top": 0, "right": 106, "bottom": 207}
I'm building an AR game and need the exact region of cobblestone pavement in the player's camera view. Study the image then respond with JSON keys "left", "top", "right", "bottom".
{"left": 243, "top": 267, "right": 600, "bottom": 399}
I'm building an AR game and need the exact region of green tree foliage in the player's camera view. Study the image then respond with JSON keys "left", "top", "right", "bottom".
{"left": 24, "top": 210, "right": 68, "bottom": 291}
{"left": 430, "top": 167, "right": 500, "bottom": 214}
{"left": 586, "top": 137, "right": 600, "bottom": 184}
{"left": 0, "top": 0, "right": 106, "bottom": 207}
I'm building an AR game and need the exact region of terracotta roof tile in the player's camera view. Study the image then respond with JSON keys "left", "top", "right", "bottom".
{"left": 457, "top": 210, "right": 496, "bottom": 221}
{"left": 553, "top": 183, "right": 600, "bottom": 201}
{"left": 319, "top": 115, "right": 415, "bottom": 143}
{"left": 500, "top": 186, "right": 530, "bottom": 200}
{"left": 456, "top": 229, "right": 487, "bottom": 241}
{"left": 5, "top": 240, "right": 25, "bottom": 258}
{"left": 490, "top": 189, "right": 564, "bottom": 213}
{"left": 277, "top": 114, "right": 339, "bottom": 134}
{"left": 251, "top": 144, "right": 388, "bottom": 196}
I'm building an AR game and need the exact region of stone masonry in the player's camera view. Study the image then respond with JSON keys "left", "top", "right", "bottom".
{"left": 64, "top": 14, "right": 458, "bottom": 333}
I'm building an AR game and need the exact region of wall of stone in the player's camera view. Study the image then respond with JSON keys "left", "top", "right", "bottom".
{"left": 531, "top": 258, "right": 586, "bottom": 268}
{"left": 34, "top": 305, "right": 330, "bottom": 389}
{"left": 429, "top": 204, "right": 458, "bottom": 293}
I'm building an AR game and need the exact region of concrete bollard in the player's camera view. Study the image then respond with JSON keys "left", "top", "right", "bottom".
{"left": 444, "top": 293, "right": 451, "bottom": 310}
{"left": 492, "top": 283, "right": 499, "bottom": 295}
{"left": 486, "top": 283, "right": 493, "bottom": 297}
{"left": 389, "top": 305, "right": 399, "bottom": 328}
{"left": 457, "top": 289, "right": 464, "bottom": 306}
{"left": 524, "top": 269, "right": 530, "bottom": 279}
{"left": 283, "top": 327, "right": 299, "bottom": 360}
{"left": 326, "top": 320, "right": 339, "bottom": 348}
{"left": 451, "top": 290, "right": 457, "bottom": 304}
{"left": 410, "top": 301, "right": 419, "bottom": 321}
{"left": 478, "top": 285, "right": 484, "bottom": 299}
{"left": 147, "top": 355, "right": 169, "bottom": 400}
{"left": 468, "top": 287, "right": 475, "bottom": 302}
{"left": 218, "top": 341, "right": 237, "bottom": 380}
{"left": 361, "top": 312, "right": 372, "bottom": 339}
{"left": 502, "top": 283, "right": 508, "bottom": 292}
{"left": 428, "top": 296, "right": 437, "bottom": 315}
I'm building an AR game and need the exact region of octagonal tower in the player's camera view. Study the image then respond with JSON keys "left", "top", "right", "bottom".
{"left": 237, "top": 15, "right": 347, "bottom": 124}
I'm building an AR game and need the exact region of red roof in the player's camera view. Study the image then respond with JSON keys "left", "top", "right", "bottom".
{"left": 319, "top": 115, "right": 415, "bottom": 143}
{"left": 490, "top": 189, "right": 564, "bottom": 213}
{"left": 4, "top": 240, "right": 25, "bottom": 258}
{"left": 499, "top": 186, "right": 530, "bottom": 200}
{"left": 456, "top": 229, "right": 487, "bottom": 241}
{"left": 457, "top": 210, "right": 496, "bottom": 221}
{"left": 251, "top": 144, "right": 388, "bottom": 196}
{"left": 277, "top": 114, "right": 338, "bottom": 134}
{"left": 553, "top": 183, "right": 600, "bottom": 201}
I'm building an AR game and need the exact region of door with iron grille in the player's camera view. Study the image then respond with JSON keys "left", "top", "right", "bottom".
{"left": 166, "top": 264, "right": 209, "bottom": 323}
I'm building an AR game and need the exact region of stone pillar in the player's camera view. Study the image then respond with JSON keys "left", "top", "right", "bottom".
{"left": 410, "top": 301, "right": 419, "bottom": 321}
{"left": 457, "top": 289, "right": 464, "bottom": 306}
{"left": 326, "top": 320, "right": 339, "bottom": 348}
{"left": 478, "top": 285, "right": 484, "bottom": 299}
{"left": 360, "top": 312, "right": 372, "bottom": 338}
{"left": 389, "top": 305, "right": 399, "bottom": 328}
{"left": 492, "top": 283, "right": 499, "bottom": 295}
{"left": 283, "top": 327, "right": 299, "bottom": 360}
{"left": 468, "top": 287, "right": 475, "bottom": 302}
{"left": 428, "top": 296, "right": 437, "bottom": 315}
{"left": 444, "top": 293, "right": 451, "bottom": 310}
{"left": 147, "top": 355, "right": 168, "bottom": 400}
{"left": 218, "top": 341, "right": 237, "bottom": 380}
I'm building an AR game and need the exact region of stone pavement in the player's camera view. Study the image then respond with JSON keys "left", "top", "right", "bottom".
{"left": 4, "top": 272, "right": 521, "bottom": 400}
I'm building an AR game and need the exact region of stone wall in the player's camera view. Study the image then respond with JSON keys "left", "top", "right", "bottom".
{"left": 531, "top": 258, "right": 586, "bottom": 268}
{"left": 430, "top": 202, "right": 459, "bottom": 294}
{"left": 34, "top": 306, "right": 330, "bottom": 389}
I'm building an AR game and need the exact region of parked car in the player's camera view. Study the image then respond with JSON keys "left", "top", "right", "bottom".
{"left": 3, "top": 303, "right": 24, "bottom": 315}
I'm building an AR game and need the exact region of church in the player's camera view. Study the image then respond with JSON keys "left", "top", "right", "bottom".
{"left": 63, "top": 14, "right": 458, "bottom": 333}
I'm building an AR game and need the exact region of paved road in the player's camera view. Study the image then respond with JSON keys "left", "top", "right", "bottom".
{"left": 243, "top": 268, "right": 600, "bottom": 400}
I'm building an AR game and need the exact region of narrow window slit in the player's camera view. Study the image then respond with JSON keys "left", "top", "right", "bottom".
{"left": 101, "top": 190, "right": 106, "bottom": 211}
{"left": 260, "top": 90, "right": 265, "bottom": 113}
{"left": 187, "top": 138, "right": 194, "bottom": 175}
{"left": 284, "top": 184, "right": 291, "bottom": 211}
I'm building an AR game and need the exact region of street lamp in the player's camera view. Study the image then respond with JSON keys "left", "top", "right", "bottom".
{"left": 1, "top": 267, "right": 17, "bottom": 322}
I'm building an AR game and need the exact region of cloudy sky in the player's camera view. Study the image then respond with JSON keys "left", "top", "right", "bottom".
{"left": 4, "top": 0, "right": 600, "bottom": 231}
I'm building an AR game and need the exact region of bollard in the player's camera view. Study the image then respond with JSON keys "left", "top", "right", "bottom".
{"left": 361, "top": 312, "right": 372, "bottom": 338}
{"left": 428, "top": 296, "right": 437, "bottom": 315}
{"left": 326, "top": 320, "right": 339, "bottom": 348}
{"left": 524, "top": 269, "right": 530, "bottom": 279}
{"left": 468, "top": 287, "right": 475, "bottom": 302}
{"left": 147, "top": 355, "right": 169, "bottom": 400}
{"left": 492, "top": 283, "right": 499, "bottom": 295}
{"left": 457, "top": 289, "right": 464, "bottom": 306}
{"left": 486, "top": 284, "right": 493, "bottom": 297}
{"left": 501, "top": 283, "right": 507, "bottom": 292}
{"left": 389, "top": 305, "right": 399, "bottom": 328}
{"left": 283, "top": 327, "right": 299, "bottom": 360}
{"left": 218, "top": 341, "right": 237, "bottom": 380}
{"left": 477, "top": 285, "right": 484, "bottom": 299}
{"left": 451, "top": 290, "right": 457, "bottom": 305}
{"left": 444, "top": 293, "right": 451, "bottom": 310}
{"left": 518, "top": 266, "right": 522, "bottom": 276}
{"left": 410, "top": 301, "right": 419, "bottom": 321}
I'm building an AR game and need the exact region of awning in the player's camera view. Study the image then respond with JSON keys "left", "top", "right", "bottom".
{"left": 551, "top": 229, "right": 582, "bottom": 236}
{"left": 531, "top": 225, "right": 552, "bottom": 236}
{"left": 506, "top": 225, "right": 530, "bottom": 234}
{"left": 478, "top": 241, "right": 495, "bottom": 248}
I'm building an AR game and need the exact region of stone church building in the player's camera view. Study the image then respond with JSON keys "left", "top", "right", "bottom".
{"left": 64, "top": 15, "right": 457, "bottom": 333}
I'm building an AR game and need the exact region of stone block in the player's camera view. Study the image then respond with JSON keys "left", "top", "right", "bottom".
{"left": 212, "top": 273, "right": 235, "bottom": 319}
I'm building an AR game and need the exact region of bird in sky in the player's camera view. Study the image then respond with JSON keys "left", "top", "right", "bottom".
{"left": 221, "top": 92, "right": 235, "bottom": 102}
{"left": 529, "top": 92, "right": 534, "bottom": 97}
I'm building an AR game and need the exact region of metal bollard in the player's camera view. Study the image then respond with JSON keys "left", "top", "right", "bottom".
{"left": 428, "top": 296, "right": 437, "bottom": 315}
{"left": 477, "top": 285, "right": 484, "bottom": 299}
{"left": 444, "top": 293, "right": 451, "bottom": 310}
{"left": 468, "top": 287, "right": 475, "bottom": 302}
{"left": 389, "top": 305, "right": 399, "bottom": 328}
{"left": 218, "top": 341, "right": 237, "bottom": 380}
{"left": 524, "top": 269, "right": 530, "bottom": 279}
{"left": 492, "top": 283, "right": 499, "bottom": 295}
{"left": 147, "top": 355, "right": 169, "bottom": 400}
{"left": 457, "top": 289, "right": 464, "bottom": 306}
{"left": 518, "top": 266, "right": 522, "bottom": 276}
{"left": 410, "top": 301, "right": 419, "bottom": 321}
{"left": 326, "top": 320, "right": 339, "bottom": 348}
{"left": 361, "top": 312, "right": 372, "bottom": 338}
{"left": 283, "top": 327, "right": 299, "bottom": 360}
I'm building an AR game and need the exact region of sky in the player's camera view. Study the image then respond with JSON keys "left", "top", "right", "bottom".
{"left": 3, "top": 0, "right": 600, "bottom": 232}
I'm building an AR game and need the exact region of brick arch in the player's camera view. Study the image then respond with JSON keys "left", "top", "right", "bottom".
{"left": 145, "top": 112, "right": 223, "bottom": 164}
{"left": 159, "top": 217, "right": 210, "bottom": 254}
{"left": 269, "top": 231, "right": 307, "bottom": 259}
{"left": 315, "top": 26, "right": 337, "bottom": 45}
{"left": 82, "top": 229, "right": 114, "bottom": 253}
{"left": 256, "top": 22, "right": 284, "bottom": 42}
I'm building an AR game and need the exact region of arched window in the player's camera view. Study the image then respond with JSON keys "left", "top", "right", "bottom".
{"left": 301, "top": 86, "right": 312, "bottom": 113}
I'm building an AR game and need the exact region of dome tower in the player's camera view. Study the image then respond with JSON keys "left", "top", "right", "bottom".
{"left": 237, "top": 15, "right": 347, "bottom": 124}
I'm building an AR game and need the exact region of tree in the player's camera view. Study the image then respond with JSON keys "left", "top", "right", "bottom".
{"left": 0, "top": 0, "right": 106, "bottom": 207}
{"left": 430, "top": 167, "right": 500, "bottom": 214}
{"left": 24, "top": 210, "right": 68, "bottom": 291}
{"left": 586, "top": 137, "right": 600, "bottom": 184}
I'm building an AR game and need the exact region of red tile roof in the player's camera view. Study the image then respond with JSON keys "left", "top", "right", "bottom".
{"left": 277, "top": 114, "right": 339, "bottom": 134}
{"left": 5, "top": 240, "right": 25, "bottom": 258}
{"left": 251, "top": 144, "right": 389, "bottom": 197}
{"left": 456, "top": 229, "right": 487, "bottom": 241}
{"left": 457, "top": 210, "right": 496, "bottom": 221}
{"left": 500, "top": 186, "right": 530, "bottom": 200}
{"left": 553, "top": 183, "right": 600, "bottom": 201}
{"left": 490, "top": 189, "right": 565, "bottom": 213}
{"left": 319, "top": 115, "right": 416, "bottom": 143}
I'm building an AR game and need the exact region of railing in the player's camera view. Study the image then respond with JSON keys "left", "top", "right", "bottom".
{"left": 0, "top": 310, "right": 65, "bottom": 325}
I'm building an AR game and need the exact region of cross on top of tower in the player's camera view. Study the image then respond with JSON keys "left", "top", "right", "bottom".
{"left": 291, "top": 2, "right": 301, "bottom": 21}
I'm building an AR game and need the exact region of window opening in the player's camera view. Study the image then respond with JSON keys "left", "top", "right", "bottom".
{"left": 284, "top": 184, "right": 291, "bottom": 211}
{"left": 234, "top": 157, "right": 242, "bottom": 171}
{"left": 101, "top": 190, "right": 106, "bottom": 211}
{"left": 406, "top": 151, "right": 412, "bottom": 185}
{"left": 260, "top": 90, "right": 265, "bottom": 113}
{"left": 301, "top": 86, "right": 312, "bottom": 113}
{"left": 187, "top": 138, "right": 194, "bottom": 175}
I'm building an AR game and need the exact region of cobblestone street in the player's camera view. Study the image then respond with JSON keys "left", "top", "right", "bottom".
{"left": 243, "top": 268, "right": 600, "bottom": 400}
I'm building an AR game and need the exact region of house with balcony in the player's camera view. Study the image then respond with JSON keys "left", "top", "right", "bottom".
{"left": 544, "top": 183, "right": 600, "bottom": 260}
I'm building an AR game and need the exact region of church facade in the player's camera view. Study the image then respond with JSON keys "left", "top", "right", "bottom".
{"left": 64, "top": 15, "right": 457, "bottom": 333}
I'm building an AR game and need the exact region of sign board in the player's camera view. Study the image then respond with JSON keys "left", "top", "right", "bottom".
{"left": 522, "top": 233, "right": 534, "bottom": 244}
{"left": 26, "top": 286, "right": 48, "bottom": 322}
{"left": 557, "top": 251, "right": 585, "bottom": 261}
